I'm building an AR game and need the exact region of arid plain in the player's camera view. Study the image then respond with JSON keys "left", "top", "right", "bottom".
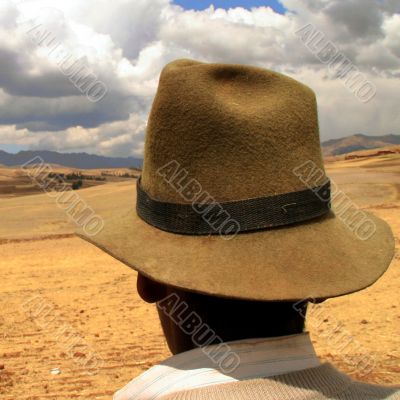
{"left": 0, "top": 152, "right": 399, "bottom": 399}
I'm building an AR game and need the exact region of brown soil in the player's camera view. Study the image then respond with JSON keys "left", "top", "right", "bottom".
{"left": 0, "top": 155, "right": 399, "bottom": 398}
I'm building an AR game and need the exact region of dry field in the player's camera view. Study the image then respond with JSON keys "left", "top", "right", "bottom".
{"left": 0, "top": 166, "right": 140, "bottom": 199}
{"left": 0, "top": 154, "right": 399, "bottom": 399}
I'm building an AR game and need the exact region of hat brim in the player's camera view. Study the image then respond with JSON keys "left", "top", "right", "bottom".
{"left": 77, "top": 187, "right": 395, "bottom": 301}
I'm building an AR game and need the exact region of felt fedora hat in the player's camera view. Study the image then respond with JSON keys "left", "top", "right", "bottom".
{"left": 78, "top": 59, "right": 395, "bottom": 301}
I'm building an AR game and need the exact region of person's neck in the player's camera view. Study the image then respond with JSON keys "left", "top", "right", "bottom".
{"left": 168, "top": 329, "right": 304, "bottom": 355}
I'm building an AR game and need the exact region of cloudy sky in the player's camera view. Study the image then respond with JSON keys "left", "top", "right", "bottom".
{"left": 0, "top": 0, "right": 399, "bottom": 157}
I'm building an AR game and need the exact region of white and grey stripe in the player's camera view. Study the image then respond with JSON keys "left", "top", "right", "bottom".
{"left": 114, "top": 333, "right": 321, "bottom": 400}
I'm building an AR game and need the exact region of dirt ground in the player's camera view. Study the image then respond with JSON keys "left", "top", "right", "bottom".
{"left": 0, "top": 154, "right": 399, "bottom": 399}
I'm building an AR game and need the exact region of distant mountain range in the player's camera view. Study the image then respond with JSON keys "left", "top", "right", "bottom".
{"left": 1, "top": 134, "right": 399, "bottom": 169}
{"left": 321, "top": 134, "right": 400, "bottom": 156}
{"left": 0, "top": 150, "right": 143, "bottom": 169}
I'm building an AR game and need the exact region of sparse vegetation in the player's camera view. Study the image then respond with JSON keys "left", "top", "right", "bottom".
{"left": 129, "top": 166, "right": 142, "bottom": 173}
{"left": 72, "top": 180, "right": 83, "bottom": 190}
{"left": 101, "top": 171, "right": 137, "bottom": 178}
{"left": 66, "top": 173, "right": 82, "bottom": 180}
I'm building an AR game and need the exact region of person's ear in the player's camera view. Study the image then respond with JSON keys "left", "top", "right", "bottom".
{"left": 137, "top": 273, "right": 167, "bottom": 303}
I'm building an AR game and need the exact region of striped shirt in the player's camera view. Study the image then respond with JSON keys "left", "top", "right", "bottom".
{"left": 114, "top": 333, "right": 321, "bottom": 400}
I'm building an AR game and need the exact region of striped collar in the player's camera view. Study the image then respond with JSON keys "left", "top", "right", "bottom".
{"left": 114, "top": 332, "right": 321, "bottom": 400}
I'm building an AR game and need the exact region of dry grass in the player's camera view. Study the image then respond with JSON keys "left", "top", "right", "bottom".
{"left": 0, "top": 154, "right": 399, "bottom": 398}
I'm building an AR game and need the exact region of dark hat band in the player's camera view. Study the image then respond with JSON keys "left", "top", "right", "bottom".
{"left": 136, "top": 178, "right": 331, "bottom": 236}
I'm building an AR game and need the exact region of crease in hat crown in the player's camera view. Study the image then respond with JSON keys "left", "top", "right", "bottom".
{"left": 141, "top": 59, "right": 327, "bottom": 205}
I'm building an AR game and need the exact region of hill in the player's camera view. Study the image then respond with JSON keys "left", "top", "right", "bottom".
{"left": 324, "top": 144, "right": 400, "bottom": 163}
{"left": 2, "top": 134, "right": 399, "bottom": 167}
{"left": 321, "top": 134, "right": 400, "bottom": 156}
{"left": 0, "top": 150, "right": 143, "bottom": 169}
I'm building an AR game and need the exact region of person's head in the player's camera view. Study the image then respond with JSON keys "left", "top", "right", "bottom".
{"left": 137, "top": 273, "right": 308, "bottom": 355}
{"left": 79, "top": 61, "right": 394, "bottom": 349}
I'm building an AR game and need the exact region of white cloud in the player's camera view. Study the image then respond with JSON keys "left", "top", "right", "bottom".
{"left": 0, "top": 0, "right": 399, "bottom": 156}
{"left": 0, "top": 112, "right": 146, "bottom": 156}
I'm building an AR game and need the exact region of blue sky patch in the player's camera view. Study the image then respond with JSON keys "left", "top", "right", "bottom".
{"left": 173, "top": 0, "right": 286, "bottom": 13}
{"left": 0, "top": 144, "right": 26, "bottom": 154}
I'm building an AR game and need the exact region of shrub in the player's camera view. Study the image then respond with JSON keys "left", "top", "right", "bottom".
{"left": 72, "top": 180, "right": 83, "bottom": 190}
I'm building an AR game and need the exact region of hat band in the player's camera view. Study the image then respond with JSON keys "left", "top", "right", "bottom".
{"left": 136, "top": 178, "right": 331, "bottom": 236}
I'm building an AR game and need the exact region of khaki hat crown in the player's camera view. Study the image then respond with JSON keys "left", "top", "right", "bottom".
{"left": 142, "top": 59, "right": 326, "bottom": 204}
